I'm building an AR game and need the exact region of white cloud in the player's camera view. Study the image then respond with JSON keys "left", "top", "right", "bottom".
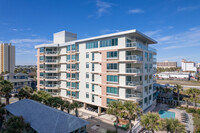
{"left": 10, "top": 38, "right": 51, "bottom": 44}
{"left": 96, "top": 0, "right": 113, "bottom": 16}
{"left": 11, "top": 28, "right": 31, "bottom": 32}
{"left": 177, "top": 6, "right": 200, "bottom": 12}
{"left": 128, "top": 9, "right": 144, "bottom": 14}
{"left": 144, "top": 30, "right": 161, "bottom": 36}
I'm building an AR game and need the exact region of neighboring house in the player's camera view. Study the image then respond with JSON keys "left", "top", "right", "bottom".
{"left": 2, "top": 73, "right": 36, "bottom": 92}
{"left": 181, "top": 59, "right": 197, "bottom": 72}
{"left": 156, "top": 72, "right": 190, "bottom": 80}
{"left": 35, "top": 29, "right": 157, "bottom": 113}
{"left": 5, "top": 99, "right": 88, "bottom": 133}
{"left": 157, "top": 60, "right": 177, "bottom": 68}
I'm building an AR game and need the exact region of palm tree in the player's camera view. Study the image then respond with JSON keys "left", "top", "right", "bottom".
{"left": 173, "top": 84, "right": 183, "bottom": 105}
{"left": 122, "top": 101, "right": 142, "bottom": 132}
{"left": 36, "top": 90, "right": 52, "bottom": 104}
{"left": 47, "top": 97, "right": 64, "bottom": 110}
{"left": 141, "top": 112, "right": 162, "bottom": 133}
{"left": 64, "top": 101, "right": 74, "bottom": 113}
{"left": 73, "top": 102, "right": 82, "bottom": 117}
{"left": 185, "top": 88, "right": 200, "bottom": 108}
{"left": 3, "top": 116, "right": 31, "bottom": 133}
{"left": 30, "top": 93, "right": 42, "bottom": 102}
{"left": 0, "top": 80, "right": 13, "bottom": 105}
{"left": 163, "top": 118, "right": 186, "bottom": 133}
{"left": 17, "top": 86, "right": 33, "bottom": 100}
{"left": 107, "top": 101, "right": 124, "bottom": 133}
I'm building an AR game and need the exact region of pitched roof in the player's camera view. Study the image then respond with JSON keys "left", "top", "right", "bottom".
{"left": 5, "top": 99, "right": 88, "bottom": 133}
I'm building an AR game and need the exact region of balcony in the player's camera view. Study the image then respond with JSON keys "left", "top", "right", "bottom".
{"left": 45, "top": 59, "right": 58, "bottom": 64}
{"left": 45, "top": 84, "right": 59, "bottom": 89}
{"left": 45, "top": 51, "right": 58, "bottom": 56}
{"left": 126, "top": 93, "right": 142, "bottom": 99}
{"left": 126, "top": 55, "right": 143, "bottom": 61}
{"left": 148, "top": 47, "right": 157, "bottom": 53}
{"left": 126, "top": 68, "right": 141, "bottom": 74}
{"left": 45, "top": 76, "right": 59, "bottom": 79}
{"left": 126, "top": 42, "right": 157, "bottom": 53}
{"left": 126, "top": 81, "right": 143, "bottom": 86}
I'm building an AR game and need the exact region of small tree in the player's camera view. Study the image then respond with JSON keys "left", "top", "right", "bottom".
{"left": 36, "top": 90, "right": 52, "bottom": 104}
{"left": 141, "top": 112, "right": 162, "bottom": 133}
{"left": 64, "top": 101, "right": 74, "bottom": 114}
{"left": 163, "top": 118, "right": 186, "bottom": 133}
{"left": 17, "top": 86, "right": 33, "bottom": 100}
{"left": 173, "top": 84, "right": 183, "bottom": 105}
{"left": 0, "top": 80, "right": 13, "bottom": 105}
{"left": 107, "top": 101, "right": 124, "bottom": 133}
{"left": 3, "top": 116, "right": 31, "bottom": 133}
{"left": 73, "top": 102, "right": 82, "bottom": 117}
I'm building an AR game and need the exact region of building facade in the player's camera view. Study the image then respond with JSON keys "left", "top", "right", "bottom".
{"left": 35, "top": 29, "right": 157, "bottom": 112}
{"left": 0, "top": 43, "right": 15, "bottom": 74}
{"left": 157, "top": 61, "right": 177, "bottom": 68}
{"left": 181, "top": 59, "right": 197, "bottom": 72}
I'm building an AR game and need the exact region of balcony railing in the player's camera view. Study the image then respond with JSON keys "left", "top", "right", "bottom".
{"left": 126, "top": 81, "right": 143, "bottom": 86}
{"left": 45, "top": 84, "right": 59, "bottom": 88}
{"left": 126, "top": 42, "right": 157, "bottom": 53}
{"left": 126, "top": 55, "right": 143, "bottom": 61}
{"left": 45, "top": 68, "right": 57, "bottom": 71}
{"left": 126, "top": 93, "right": 142, "bottom": 98}
{"left": 45, "top": 76, "right": 59, "bottom": 79}
{"left": 46, "top": 51, "right": 58, "bottom": 54}
{"left": 126, "top": 68, "right": 141, "bottom": 73}
{"left": 45, "top": 59, "right": 57, "bottom": 63}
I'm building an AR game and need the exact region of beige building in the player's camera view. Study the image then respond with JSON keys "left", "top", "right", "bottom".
{"left": 157, "top": 61, "right": 177, "bottom": 68}
{"left": 0, "top": 43, "right": 15, "bottom": 74}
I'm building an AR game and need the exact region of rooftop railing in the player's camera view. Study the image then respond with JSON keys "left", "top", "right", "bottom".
{"left": 126, "top": 42, "right": 157, "bottom": 53}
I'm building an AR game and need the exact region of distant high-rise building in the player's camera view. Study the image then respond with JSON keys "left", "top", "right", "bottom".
{"left": 0, "top": 43, "right": 15, "bottom": 74}
{"left": 157, "top": 60, "right": 177, "bottom": 68}
{"left": 181, "top": 59, "right": 197, "bottom": 72}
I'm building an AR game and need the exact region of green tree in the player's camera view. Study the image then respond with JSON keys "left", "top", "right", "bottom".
{"left": 122, "top": 101, "right": 142, "bottom": 132}
{"left": 107, "top": 101, "right": 124, "bottom": 133}
{"left": 173, "top": 84, "right": 183, "bottom": 105}
{"left": 47, "top": 97, "right": 64, "bottom": 110}
{"left": 17, "top": 86, "right": 33, "bottom": 100}
{"left": 73, "top": 102, "right": 82, "bottom": 117}
{"left": 141, "top": 112, "right": 162, "bottom": 133}
{"left": 185, "top": 88, "right": 200, "bottom": 107}
{"left": 36, "top": 90, "right": 52, "bottom": 104}
{"left": 0, "top": 80, "right": 13, "bottom": 105}
{"left": 3, "top": 116, "right": 31, "bottom": 133}
{"left": 163, "top": 118, "right": 186, "bottom": 133}
{"left": 30, "top": 94, "right": 42, "bottom": 102}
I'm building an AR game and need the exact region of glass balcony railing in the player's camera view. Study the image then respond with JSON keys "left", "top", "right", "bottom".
{"left": 45, "top": 76, "right": 59, "bottom": 79}
{"left": 126, "top": 42, "right": 157, "bottom": 53}
{"left": 126, "top": 81, "right": 143, "bottom": 86}
{"left": 126, "top": 68, "right": 141, "bottom": 73}
{"left": 126, "top": 55, "right": 143, "bottom": 61}
{"left": 126, "top": 93, "right": 142, "bottom": 98}
{"left": 45, "top": 59, "right": 57, "bottom": 63}
{"left": 45, "top": 84, "right": 59, "bottom": 88}
{"left": 46, "top": 51, "right": 58, "bottom": 54}
{"left": 45, "top": 68, "right": 57, "bottom": 71}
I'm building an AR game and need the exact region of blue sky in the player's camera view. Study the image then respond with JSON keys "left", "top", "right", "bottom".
{"left": 0, "top": 0, "right": 200, "bottom": 66}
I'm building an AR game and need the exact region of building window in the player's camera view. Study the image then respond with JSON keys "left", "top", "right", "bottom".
{"left": 66, "top": 64, "right": 70, "bottom": 70}
{"left": 92, "top": 94, "right": 94, "bottom": 102}
{"left": 86, "top": 62, "right": 89, "bottom": 68}
{"left": 72, "top": 64, "right": 76, "bottom": 69}
{"left": 86, "top": 93, "right": 89, "bottom": 98}
{"left": 40, "top": 56, "right": 44, "bottom": 61}
{"left": 107, "top": 75, "right": 118, "bottom": 83}
{"left": 107, "top": 98, "right": 117, "bottom": 104}
{"left": 92, "top": 85, "right": 94, "bottom": 92}
{"left": 72, "top": 55, "right": 76, "bottom": 60}
{"left": 86, "top": 73, "right": 89, "bottom": 78}
{"left": 40, "top": 64, "right": 44, "bottom": 69}
{"left": 67, "top": 82, "right": 70, "bottom": 87}
{"left": 145, "top": 52, "right": 148, "bottom": 59}
{"left": 107, "top": 87, "right": 118, "bottom": 95}
{"left": 107, "top": 63, "right": 118, "bottom": 70}
{"left": 149, "top": 95, "right": 152, "bottom": 101}
{"left": 145, "top": 64, "right": 148, "bottom": 70}
{"left": 72, "top": 82, "right": 76, "bottom": 88}
{"left": 86, "top": 52, "right": 89, "bottom": 58}
{"left": 67, "top": 55, "right": 70, "bottom": 61}
{"left": 86, "top": 82, "right": 89, "bottom": 88}
{"left": 66, "top": 45, "right": 70, "bottom": 52}
{"left": 40, "top": 72, "right": 44, "bottom": 77}
{"left": 92, "top": 74, "right": 94, "bottom": 81}
{"left": 40, "top": 48, "right": 44, "bottom": 53}
{"left": 66, "top": 91, "right": 71, "bottom": 96}
{"left": 66, "top": 73, "right": 70, "bottom": 79}
{"left": 92, "top": 63, "right": 94, "bottom": 71}
{"left": 145, "top": 75, "right": 148, "bottom": 81}
{"left": 100, "top": 38, "right": 118, "bottom": 47}
{"left": 86, "top": 41, "right": 98, "bottom": 49}
{"left": 92, "top": 53, "right": 94, "bottom": 61}
{"left": 107, "top": 51, "right": 118, "bottom": 58}
{"left": 144, "top": 97, "right": 147, "bottom": 103}
{"left": 72, "top": 44, "right": 76, "bottom": 51}
{"left": 40, "top": 80, "right": 44, "bottom": 85}
{"left": 72, "top": 73, "right": 76, "bottom": 79}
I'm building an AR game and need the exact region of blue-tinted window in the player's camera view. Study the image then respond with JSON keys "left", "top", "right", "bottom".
{"left": 86, "top": 41, "right": 98, "bottom": 49}
{"left": 107, "top": 51, "right": 118, "bottom": 58}
{"left": 67, "top": 46, "right": 70, "bottom": 51}
{"left": 40, "top": 48, "right": 44, "bottom": 53}
{"left": 100, "top": 38, "right": 118, "bottom": 47}
{"left": 107, "top": 87, "right": 118, "bottom": 95}
{"left": 107, "top": 63, "right": 118, "bottom": 70}
{"left": 107, "top": 75, "right": 118, "bottom": 82}
{"left": 107, "top": 98, "right": 117, "bottom": 104}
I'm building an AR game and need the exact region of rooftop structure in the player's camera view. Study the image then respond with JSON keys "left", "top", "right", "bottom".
{"left": 35, "top": 29, "right": 157, "bottom": 112}
{"left": 157, "top": 60, "right": 177, "bottom": 68}
{"left": 181, "top": 59, "right": 197, "bottom": 72}
{"left": 5, "top": 99, "right": 88, "bottom": 133}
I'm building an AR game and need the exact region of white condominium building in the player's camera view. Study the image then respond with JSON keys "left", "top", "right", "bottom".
{"left": 0, "top": 43, "right": 15, "bottom": 74}
{"left": 181, "top": 59, "right": 197, "bottom": 72}
{"left": 35, "top": 29, "right": 157, "bottom": 113}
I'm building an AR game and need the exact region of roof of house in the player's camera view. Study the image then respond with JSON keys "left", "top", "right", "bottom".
{"left": 5, "top": 99, "right": 88, "bottom": 133}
